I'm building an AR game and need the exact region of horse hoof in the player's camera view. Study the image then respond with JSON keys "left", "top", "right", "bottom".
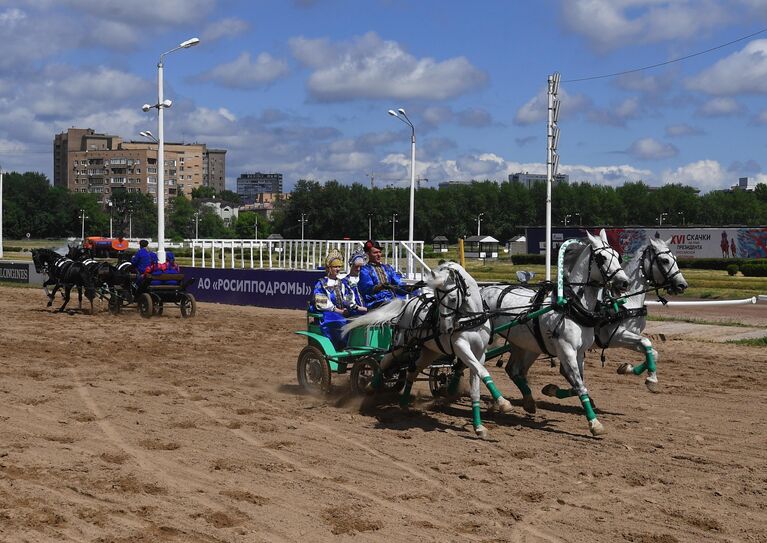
{"left": 541, "top": 384, "right": 559, "bottom": 397}
{"left": 617, "top": 363, "right": 634, "bottom": 375}
{"left": 475, "top": 425, "right": 488, "bottom": 439}
{"left": 522, "top": 394, "right": 536, "bottom": 414}
{"left": 46, "top": 301, "right": 53, "bottom": 307}
{"left": 589, "top": 419, "right": 606, "bottom": 436}
{"left": 645, "top": 378, "right": 660, "bottom": 394}
{"left": 495, "top": 397, "right": 513, "bottom": 414}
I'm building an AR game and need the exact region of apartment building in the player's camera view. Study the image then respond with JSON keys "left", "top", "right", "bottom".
{"left": 236, "top": 172, "right": 283, "bottom": 203}
{"left": 53, "top": 128, "right": 226, "bottom": 204}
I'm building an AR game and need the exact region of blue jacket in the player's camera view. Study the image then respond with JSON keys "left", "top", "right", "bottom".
{"left": 131, "top": 248, "right": 157, "bottom": 275}
{"left": 358, "top": 263, "right": 404, "bottom": 308}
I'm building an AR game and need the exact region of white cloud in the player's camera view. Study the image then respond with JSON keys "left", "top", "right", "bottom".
{"left": 289, "top": 32, "right": 487, "bottom": 102}
{"left": 458, "top": 108, "right": 493, "bottom": 127}
{"left": 665, "top": 123, "right": 704, "bottom": 137}
{"left": 202, "top": 18, "right": 250, "bottom": 42}
{"left": 515, "top": 86, "right": 591, "bottom": 125}
{"left": 625, "top": 137, "right": 678, "bottom": 160}
{"left": 696, "top": 97, "right": 745, "bottom": 117}
{"left": 687, "top": 39, "right": 767, "bottom": 95}
{"left": 587, "top": 96, "right": 642, "bottom": 126}
{"left": 62, "top": 0, "right": 215, "bottom": 25}
{"left": 561, "top": 0, "right": 730, "bottom": 52}
{"left": 198, "top": 52, "right": 289, "bottom": 89}
{"left": 661, "top": 159, "right": 728, "bottom": 191}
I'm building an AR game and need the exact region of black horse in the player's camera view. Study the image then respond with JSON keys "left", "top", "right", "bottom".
{"left": 31, "top": 248, "right": 98, "bottom": 313}
{"left": 66, "top": 245, "right": 133, "bottom": 308}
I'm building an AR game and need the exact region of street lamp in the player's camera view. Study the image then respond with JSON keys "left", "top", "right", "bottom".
{"left": 142, "top": 36, "right": 200, "bottom": 263}
{"left": 367, "top": 212, "right": 373, "bottom": 240}
{"left": 107, "top": 199, "right": 113, "bottom": 238}
{"left": 193, "top": 211, "right": 199, "bottom": 239}
{"left": 388, "top": 108, "right": 416, "bottom": 278}
{"left": 299, "top": 213, "right": 308, "bottom": 241}
{"left": 127, "top": 206, "right": 133, "bottom": 239}
{"left": 0, "top": 165, "right": 4, "bottom": 260}
{"left": 389, "top": 213, "right": 398, "bottom": 245}
{"left": 677, "top": 211, "right": 686, "bottom": 226}
{"left": 78, "top": 209, "right": 88, "bottom": 241}
{"left": 477, "top": 212, "right": 484, "bottom": 236}
{"left": 564, "top": 212, "right": 581, "bottom": 226}
{"left": 254, "top": 214, "right": 258, "bottom": 241}
{"left": 658, "top": 212, "right": 668, "bottom": 226}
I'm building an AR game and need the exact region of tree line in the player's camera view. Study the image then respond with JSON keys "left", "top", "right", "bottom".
{"left": 4, "top": 171, "right": 767, "bottom": 242}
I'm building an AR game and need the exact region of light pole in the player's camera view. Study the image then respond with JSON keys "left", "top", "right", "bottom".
{"left": 388, "top": 108, "right": 416, "bottom": 277}
{"left": 390, "top": 213, "right": 398, "bottom": 244}
{"left": 658, "top": 212, "right": 668, "bottom": 226}
{"left": 477, "top": 213, "right": 484, "bottom": 236}
{"left": 254, "top": 214, "right": 258, "bottom": 241}
{"left": 79, "top": 209, "right": 88, "bottom": 241}
{"left": 677, "top": 211, "right": 686, "bottom": 226}
{"left": 367, "top": 212, "right": 373, "bottom": 240}
{"left": 193, "top": 211, "right": 199, "bottom": 239}
{"left": 108, "top": 199, "right": 113, "bottom": 238}
{"left": 0, "top": 165, "right": 3, "bottom": 260}
{"left": 564, "top": 212, "right": 581, "bottom": 226}
{"left": 127, "top": 207, "right": 133, "bottom": 239}
{"left": 142, "top": 36, "right": 200, "bottom": 264}
{"left": 299, "top": 213, "right": 308, "bottom": 241}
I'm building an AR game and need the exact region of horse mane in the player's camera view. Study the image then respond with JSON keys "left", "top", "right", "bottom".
{"left": 561, "top": 241, "right": 588, "bottom": 280}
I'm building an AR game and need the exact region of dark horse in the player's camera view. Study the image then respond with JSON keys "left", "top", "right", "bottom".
{"left": 31, "top": 248, "right": 98, "bottom": 313}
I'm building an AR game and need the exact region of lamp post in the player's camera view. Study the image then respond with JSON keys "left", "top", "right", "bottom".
{"left": 299, "top": 213, "right": 308, "bottom": 241}
{"left": 254, "top": 214, "right": 258, "bottom": 241}
{"left": 388, "top": 108, "right": 416, "bottom": 278}
{"left": 677, "top": 211, "right": 686, "bottom": 226}
{"left": 367, "top": 212, "right": 373, "bottom": 240}
{"left": 0, "top": 165, "right": 3, "bottom": 260}
{"left": 142, "top": 37, "right": 200, "bottom": 264}
{"left": 390, "top": 213, "right": 398, "bottom": 244}
{"left": 108, "top": 199, "right": 113, "bottom": 238}
{"left": 477, "top": 212, "right": 484, "bottom": 236}
{"left": 658, "top": 212, "right": 668, "bottom": 226}
{"left": 193, "top": 211, "right": 199, "bottom": 240}
{"left": 127, "top": 207, "right": 133, "bottom": 239}
{"left": 564, "top": 212, "right": 581, "bottom": 226}
{"left": 78, "top": 209, "right": 88, "bottom": 241}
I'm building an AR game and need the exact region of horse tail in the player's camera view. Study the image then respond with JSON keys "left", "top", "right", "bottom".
{"left": 341, "top": 298, "right": 408, "bottom": 335}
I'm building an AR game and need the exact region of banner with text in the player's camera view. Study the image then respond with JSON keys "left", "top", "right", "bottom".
{"left": 526, "top": 227, "right": 767, "bottom": 259}
{"left": 0, "top": 261, "right": 46, "bottom": 284}
{"left": 183, "top": 267, "right": 324, "bottom": 309}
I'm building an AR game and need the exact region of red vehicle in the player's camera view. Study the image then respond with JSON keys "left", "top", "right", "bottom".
{"left": 83, "top": 236, "right": 129, "bottom": 258}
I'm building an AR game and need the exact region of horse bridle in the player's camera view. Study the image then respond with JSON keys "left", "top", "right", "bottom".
{"left": 640, "top": 245, "right": 682, "bottom": 289}
{"left": 590, "top": 244, "right": 623, "bottom": 286}
{"left": 434, "top": 268, "right": 468, "bottom": 320}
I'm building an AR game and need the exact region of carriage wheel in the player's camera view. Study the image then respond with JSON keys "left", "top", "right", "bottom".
{"left": 429, "top": 359, "right": 461, "bottom": 398}
{"left": 296, "top": 344, "right": 331, "bottom": 394}
{"left": 350, "top": 356, "right": 406, "bottom": 396}
{"left": 138, "top": 293, "right": 154, "bottom": 319}
{"left": 180, "top": 293, "right": 196, "bottom": 318}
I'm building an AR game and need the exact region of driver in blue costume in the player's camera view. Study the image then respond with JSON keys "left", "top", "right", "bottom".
{"left": 130, "top": 239, "right": 158, "bottom": 285}
{"left": 312, "top": 250, "right": 366, "bottom": 349}
{"left": 358, "top": 239, "right": 406, "bottom": 309}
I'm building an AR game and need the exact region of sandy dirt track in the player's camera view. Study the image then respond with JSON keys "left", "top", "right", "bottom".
{"left": 1, "top": 286, "right": 766, "bottom": 543}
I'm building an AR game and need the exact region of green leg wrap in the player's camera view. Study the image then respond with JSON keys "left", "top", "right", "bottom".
{"left": 555, "top": 387, "right": 577, "bottom": 399}
{"left": 645, "top": 345, "right": 656, "bottom": 373}
{"left": 482, "top": 375, "right": 502, "bottom": 401}
{"left": 447, "top": 370, "right": 462, "bottom": 396}
{"left": 512, "top": 375, "right": 532, "bottom": 396}
{"left": 472, "top": 401, "right": 482, "bottom": 428}
{"left": 579, "top": 394, "right": 597, "bottom": 421}
{"left": 631, "top": 362, "right": 647, "bottom": 376}
{"left": 399, "top": 381, "right": 413, "bottom": 408}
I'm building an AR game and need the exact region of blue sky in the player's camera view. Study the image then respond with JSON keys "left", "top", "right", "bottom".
{"left": 2, "top": 0, "right": 767, "bottom": 193}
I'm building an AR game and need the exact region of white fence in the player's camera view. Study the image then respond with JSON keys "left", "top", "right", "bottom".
{"left": 189, "top": 238, "right": 427, "bottom": 278}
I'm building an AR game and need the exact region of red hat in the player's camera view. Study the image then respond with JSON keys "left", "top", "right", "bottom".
{"left": 364, "top": 239, "right": 382, "bottom": 253}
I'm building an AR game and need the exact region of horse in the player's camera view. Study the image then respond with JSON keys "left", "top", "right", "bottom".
{"left": 481, "top": 229, "right": 630, "bottom": 436}
{"left": 31, "top": 248, "right": 97, "bottom": 314}
{"left": 594, "top": 236, "right": 687, "bottom": 391}
{"left": 344, "top": 262, "right": 513, "bottom": 438}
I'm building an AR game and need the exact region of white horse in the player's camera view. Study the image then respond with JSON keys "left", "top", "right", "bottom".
{"left": 541, "top": 237, "right": 687, "bottom": 399}
{"left": 344, "top": 262, "right": 512, "bottom": 438}
{"left": 481, "top": 229, "right": 630, "bottom": 436}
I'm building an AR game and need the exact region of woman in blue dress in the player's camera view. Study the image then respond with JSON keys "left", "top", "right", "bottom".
{"left": 312, "top": 250, "right": 363, "bottom": 349}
